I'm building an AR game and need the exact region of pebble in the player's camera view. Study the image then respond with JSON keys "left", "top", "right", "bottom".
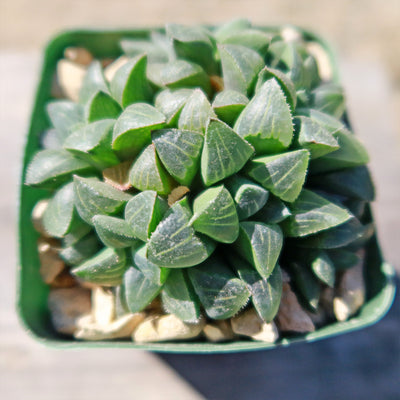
{"left": 231, "top": 308, "right": 279, "bottom": 343}
{"left": 333, "top": 250, "right": 365, "bottom": 322}
{"left": 37, "top": 237, "right": 65, "bottom": 284}
{"left": 31, "top": 199, "right": 50, "bottom": 237}
{"left": 276, "top": 282, "right": 315, "bottom": 333}
{"left": 168, "top": 186, "right": 190, "bottom": 206}
{"left": 306, "top": 42, "right": 333, "bottom": 82}
{"left": 48, "top": 287, "right": 91, "bottom": 335}
{"left": 132, "top": 314, "right": 204, "bottom": 343}
{"left": 64, "top": 47, "right": 94, "bottom": 66}
{"left": 56, "top": 59, "right": 86, "bottom": 102}
{"left": 92, "top": 287, "right": 115, "bottom": 326}
{"left": 203, "top": 320, "right": 235, "bottom": 342}
{"left": 74, "top": 312, "right": 145, "bottom": 340}
{"left": 104, "top": 56, "right": 129, "bottom": 82}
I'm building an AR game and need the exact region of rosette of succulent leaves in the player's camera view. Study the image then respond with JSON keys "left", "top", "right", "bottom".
{"left": 26, "top": 20, "right": 374, "bottom": 328}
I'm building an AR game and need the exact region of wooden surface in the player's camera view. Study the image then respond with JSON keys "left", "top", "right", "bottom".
{"left": 0, "top": 51, "right": 399, "bottom": 400}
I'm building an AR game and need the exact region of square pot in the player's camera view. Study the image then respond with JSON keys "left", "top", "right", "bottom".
{"left": 18, "top": 27, "right": 396, "bottom": 353}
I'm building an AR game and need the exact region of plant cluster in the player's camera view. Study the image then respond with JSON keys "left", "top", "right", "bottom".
{"left": 26, "top": 20, "right": 375, "bottom": 342}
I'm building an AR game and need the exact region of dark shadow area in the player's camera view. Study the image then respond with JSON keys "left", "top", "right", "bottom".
{"left": 159, "top": 280, "right": 399, "bottom": 400}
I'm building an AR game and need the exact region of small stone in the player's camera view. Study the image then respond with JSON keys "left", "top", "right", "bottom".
{"left": 306, "top": 42, "right": 333, "bottom": 82}
{"left": 31, "top": 199, "right": 50, "bottom": 236}
{"left": 74, "top": 312, "right": 145, "bottom": 340}
{"left": 333, "top": 250, "right": 365, "bottom": 322}
{"left": 51, "top": 73, "right": 65, "bottom": 99}
{"left": 48, "top": 287, "right": 91, "bottom": 335}
{"left": 320, "top": 286, "right": 335, "bottom": 319}
{"left": 103, "top": 161, "right": 132, "bottom": 191}
{"left": 37, "top": 237, "right": 65, "bottom": 284}
{"left": 104, "top": 56, "right": 129, "bottom": 82}
{"left": 92, "top": 287, "right": 115, "bottom": 326}
{"left": 210, "top": 75, "right": 224, "bottom": 92}
{"left": 56, "top": 59, "right": 86, "bottom": 102}
{"left": 50, "top": 270, "right": 77, "bottom": 288}
{"left": 281, "top": 268, "right": 291, "bottom": 283}
{"left": 168, "top": 186, "right": 190, "bottom": 206}
{"left": 281, "top": 26, "right": 302, "bottom": 42}
{"left": 231, "top": 308, "right": 279, "bottom": 343}
{"left": 203, "top": 320, "right": 235, "bottom": 342}
{"left": 145, "top": 297, "right": 163, "bottom": 313}
{"left": 276, "top": 282, "right": 315, "bottom": 333}
{"left": 132, "top": 314, "right": 204, "bottom": 343}
{"left": 64, "top": 47, "right": 94, "bottom": 66}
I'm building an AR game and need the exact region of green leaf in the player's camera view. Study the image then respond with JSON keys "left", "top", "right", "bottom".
{"left": 62, "top": 220, "right": 92, "bottom": 247}
{"left": 124, "top": 190, "right": 168, "bottom": 242}
{"left": 40, "top": 128, "right": 63, "bottom": 150}
{"left": 234, "top": 79, "right": 294, "bottom": 154}
{"left": 92, "top": 215, "right": 139, "bottom": 248}
{"left": 166, "top": 23, "right": 218, "bottom": 74}
{"left": 112, "top": 103, "right": 165, "bottom": 153}
{"left": 299, "top": 217, "right": 371, "bottom": 249}
{"left": 311, "top": 83, "right": 345, "bottom": 119}
{"left": 190, "top": 185, "right": 239, "bottom": 243}
{"left": 234, "top": 221, "right": 283, "bottom": 279}
{"left": 310, "top": 251, "right": 335, "bottom": 287}
{"left": 188, "top": 256, "right": 250, "bottom": 320}
{"left": 79, "top": 60, "right": 110, "bottom": 104}
{"left": 295, "top": 116, "right": 339, "bottom": 159}
{"left": 161, "top": 269, "right": 201, "bottom": 323}
{"left": 120, "top": 39, "right": 169, "bottom": 63}
{"left": 160, "top": 59, "right": 211, "bottom": 96}
{"left": 282, "top": 189, "right": 352, "bottom": 237}
{"left": 252, "top": 195, "right": 291, "bottom": 224}
{"left": 246, "top": 149, "right": 309, "bottom": 203}
{"left": 110, "top": 54, "right": 152, "bottom": 107}
{"left": 129, "top": 144, "right": 174, "bottom": 195}
{"left": 327, "top": 249, "right": 361, "bottom": 270}
{"left": 123, "top": 265, "right": 164, "bottom": 313}
{"left": 64, "top": 119, "right": 120, "bottom": 169}
{"left": 283, "top": 44, "right": 314, "bottom": 91}
{"left": 310, "top": 130, "right": 369, "bottom": 173}
{"left": 297, "top": 108, "right": 345, "bottom": 134}
{"left": 25, "top": 149, "right": 93, "bottom": 189}
{"left": 178, "top": 89, "right": 216, "bottom": 133}
{"left": 225, "top": 176, "right": 269, "bottom": 220}
{"left": 85, "top": 91, "right": 122, "bottom": 122}
{"left": 290, "top": 262, "right": 320, "bottom": 312}
{"left": 218, "top": 44, "right": 264, "bottom": 95}
{"left": 72, "top": 247, "right": 127, "bottom": 286}
{"left": 132, "top": 245, "right": 170, "bottom": 285}
{"left": 232, "top": 256, "right": 282, "bottom": 322}
{"left": 152, "top": 128, "right": 203, "bottom": 186}
{"left": 309, "top": 166, "right": 375, "bottom": 201}
{"left": 73, "top": 176, "right": 131, "bottom": 224}
{"left": 214, "top": 18, "right": 252, "bottom": 42}
{"left": 147, "top": 199, "right": 216, "bottom": 268}
{"left": 255, "top": 66, "right": 297, "bottom": 111}
{"left": 220, "top": 29, "right": 271, "bottom": 57}
{"left": 60, "top": 232, "right": 100, "bottom": 266}
{"left": 43, "top": 182, "right": 79, "bottom": 238}
{"left": 154, "top": 88, "right": 193, "bottom": 125}
{"left": 212, "top": 90, "right": 249, "bottom": 126}
{"left": 201, "top": 119, "right": 254, "bottom": 186}
{"left": 146, "top": 62, "right": 166, "bottom": 89}
{"left": 46, "top": 101, "right": 84, "bottom": 141}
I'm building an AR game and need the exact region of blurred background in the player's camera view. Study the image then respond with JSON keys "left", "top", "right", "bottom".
{"left": 1, "top": 1, "right": 399, "bottom": 399}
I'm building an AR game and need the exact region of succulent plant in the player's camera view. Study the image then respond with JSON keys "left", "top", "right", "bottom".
{"left": 26, "top": 20, "right": 375, "bottom": 343}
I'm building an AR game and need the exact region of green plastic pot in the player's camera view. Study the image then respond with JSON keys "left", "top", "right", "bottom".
{"left": 18, "top": 27, "right": 396, "bottom": 353}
